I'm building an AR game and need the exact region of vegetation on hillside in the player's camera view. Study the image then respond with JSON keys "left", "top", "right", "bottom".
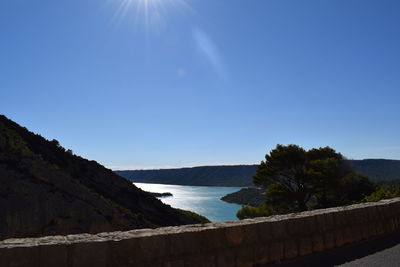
{"left": 0, "top": 115, "right": 206, "bottom": 239}
{"left": 175, "top": 209, "right": 210, "bottom": 224}
{"left": 352, "top": 159, "right": 400, "bottom": 181}
{"left": 117, "top": 165, "right": 258, "bottom": 187}
{"left": 237, "top": 145, "right": 377, "bottom": 219}
{"left": 221, "top": 188, "right": 265, "bottom": 207}
{"left": 362, "top": 180, "right": 400, "bottom": 203}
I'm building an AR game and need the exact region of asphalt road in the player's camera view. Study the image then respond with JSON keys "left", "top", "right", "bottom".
{"left": 267, "top": 232, "right": 400, "bottom": 267}
{"left": 339, "top": 243, "right": 400, "bottom": 267}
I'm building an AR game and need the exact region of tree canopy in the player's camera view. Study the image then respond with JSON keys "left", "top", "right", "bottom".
{"left": 238, "top": 144, "right": 376, "bottom": 219}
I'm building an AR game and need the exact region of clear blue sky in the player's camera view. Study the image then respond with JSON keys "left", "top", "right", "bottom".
{"left": 1, "top": 0, "right": 400, "bottom": 169}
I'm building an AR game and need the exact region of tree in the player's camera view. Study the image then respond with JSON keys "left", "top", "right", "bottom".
{"left": 237, "top": 204, "right": 271, "bottom": 220}
{"left": 253, "top": 144, "right": 313, "bottom": 212}
{"left": 246, "top": 144, "right": 375, "bottom": 216}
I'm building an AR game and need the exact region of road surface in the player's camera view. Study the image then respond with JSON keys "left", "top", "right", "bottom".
{"left": 267, "top": 232, "right": 400, "bottom": 267}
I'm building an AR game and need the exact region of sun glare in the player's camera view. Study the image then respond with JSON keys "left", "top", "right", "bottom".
{"left": 112, "top": 0, "right": 192, "bottom": 31}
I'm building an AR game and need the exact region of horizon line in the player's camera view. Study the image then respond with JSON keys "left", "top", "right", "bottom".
{"left": 108, "top": 158, "right": 400, "bottom": 171}
{"left": 109, "top": 162, "right": 259, "bottom": 171}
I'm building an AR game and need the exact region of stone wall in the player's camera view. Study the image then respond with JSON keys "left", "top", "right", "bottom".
{"left": 1, "top": 198, "right": 400, "bottom": 267}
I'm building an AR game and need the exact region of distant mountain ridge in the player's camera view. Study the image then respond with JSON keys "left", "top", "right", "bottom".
{"left": 0, "top": 115, "right": 204, "bottom": 240}
{"left": 117, "top": 159, "right": 400, "bottom": 187}
{"left": 117, "top": 165, "right": 258, "bottom": 187}
{"left": 351, "top": 159, "right": 400, "bottom": 182}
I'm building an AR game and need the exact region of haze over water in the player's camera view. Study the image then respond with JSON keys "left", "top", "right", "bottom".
{"left": 134, "top": 183, "right": 242, "bottom": 222}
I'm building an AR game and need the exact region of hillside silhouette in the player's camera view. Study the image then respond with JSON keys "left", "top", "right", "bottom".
{"left": 0, "top": 115, "right": 205, "bottom": 240}
{"left": 117, "top": 165, "right": 258, "bottom": 187}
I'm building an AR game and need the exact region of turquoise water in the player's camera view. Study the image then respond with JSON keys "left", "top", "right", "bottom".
{"left": 134, "top": 183, "right": 242, "bottom": 222}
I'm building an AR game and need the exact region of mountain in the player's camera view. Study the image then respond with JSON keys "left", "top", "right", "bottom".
{"left": 117, "top": 165, "right": 258, "bottom": 187}
{"left": 221, "top": 188, "right": 265, "bottom": 207}
{"left": 117, "top": 160, "right": 400, "bottom": 187}
{"left": 351, "top": 159, "right": 400, "bottom": 181}
{"left": 0, "top": 115, "right": 206, "bottom": 240}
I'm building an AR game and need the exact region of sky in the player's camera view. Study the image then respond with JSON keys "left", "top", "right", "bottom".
{"left": 1, "top": 0, "right": 400, "bottom": 169}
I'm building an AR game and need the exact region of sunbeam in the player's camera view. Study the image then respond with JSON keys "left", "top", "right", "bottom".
{"left": 111, "top": 0, "right": 192, "bottom": 32}
{"left": 193, "top": 27, "right": 228, "bottom": 81}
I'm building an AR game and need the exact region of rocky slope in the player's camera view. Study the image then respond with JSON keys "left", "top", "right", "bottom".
{"left": 0, "top": 115, "right": 205, "bottom": 240}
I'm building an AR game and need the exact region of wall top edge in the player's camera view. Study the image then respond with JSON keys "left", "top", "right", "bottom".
{"left": 1, "top": 197, "right": 399, "bottom": 248}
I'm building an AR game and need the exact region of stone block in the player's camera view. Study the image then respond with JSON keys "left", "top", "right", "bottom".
{"left": 315, "top": 214, "right": 327, "bottom": 233}
{"left": 254, "top": 245, "right": 269, "bottom": 265}
{"left": 348, "top": 225, "right": 362, "bottom": 243}
{"left": 393, "top": 203, "right": 400, "bottom": 219}
{"left": 387, "top": 218, "right": 397, "bottom": 232}
{"left": 394, "top": 217, "right": 400, "bottom": 230}
{"left": 216, "top": 249, "right": 236, "bottom": 267}
{"left": 169, "top": 230, "right": 198, "bottom": 256}
{"left": 286, "top": 216, "right": 315, "bottom": 237}
{"left": 184, "top": 253, "right": 216, "bottom": 267}
{"left": 284, "top": 239, "right": 298, "bottom": 259}
{"left": 368, "top": 222, "right": 377, "bottom": 237}
{"left": 382, "top": 204, "right": 395, "bottom": 219}
{"left": 195, "top": 228, "right": 225, "bottom": 252}
{"left": 224, "top": 225, "right": 245, "bottom": 247}
{"left": 342, "top": 227, "right": 353, "bottom": 245}
{"left": 332, "top": 211, "right": 346, "bottom": 228}
{"left": 311, "top": 234, "right": 324, "bottom": 252}
{"left": 323, "top": 232, "right": 335, "bottom": 249}
{"left": 298, "top": 237, "right": 312, "bottom": 256}
{"left": 0, "top": 246, "right": 40, "bottom": 267}
{"left": 242, "top": 222, "right": 260, "bottom": 246}
{"left": 139, "top": 260, "right": 164, "bottom": 267}
{"left": 374, "top": 206, "right": 383, "bottom": 221}
{"left": 384, "top": 204, "right": 395, "bottom": 219}
{"left": 164, "top": 259, "right": 185, "bottom": 267}
{"left": 107, "top": 238, "right": 140, "bottom": 266}
{"left": 268, "top": 241, "right": 283, "bottom": 263}
{"left": 360, "top": 224, "right": 370, "bottom": 240}
{"left": 69, "top": 241, "right": 108, "bottom": 267}
{"left": 366, "top": 206, "right": 378, "bottom": 222}
{"left": 354, "top": 208, "right": 368, "bottom": 225}
{"left": 39, "top": 244, "right": 69, "bottom": 267}
{"left": 286, "top": 218, "right": 299, "bottom": 236}
{"left": 306, "top": 215, "right": 318, "bottom": 234}
{"left": 236, "top": 246, "right": 254, "bottom": 267}
{"left": 375, "top": 221, "right": 385, "bottom": 236}
{"left": 256, "top": 221, "right": 271, "bottom": 242}
{"left": 334, "top": 229, "right": 344, "bottom": 247}
{"left": 324, "top": 213, "right": 335, "bottom": 230}
{"left": 138, "top": 234, "right": 168, "bottom": 261}
{"left": 270, "top": 220, "right": 287, "bottom": 240}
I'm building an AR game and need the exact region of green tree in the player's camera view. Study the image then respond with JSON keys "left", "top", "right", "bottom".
{"left": 253, "top": 144, "right": 310, "bottom": 212}
{"left": 237, "top": 204, "right": 271, "bottom": 220}
{"left": 239, "top": 144, "right": 376, "bottom": 218}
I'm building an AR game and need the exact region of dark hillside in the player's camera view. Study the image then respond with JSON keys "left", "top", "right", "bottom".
{"left": 0, "top": 115, "right": 203, "bottom": 240}
{"left": 117, "top": 165, "right": 258, "bottom": 187}
{"left": 352, "top": 159, "right": 400, "bottom": 181}
{"left": 221, "top": 188, "right": 265, "bottom": 207}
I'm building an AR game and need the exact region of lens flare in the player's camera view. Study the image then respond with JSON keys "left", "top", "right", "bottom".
{"left": 112, "top": 0, "right": 192, "bottom": 31}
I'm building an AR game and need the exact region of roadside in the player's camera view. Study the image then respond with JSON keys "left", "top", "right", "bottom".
{"left": 265, "top": 232, "right": 400, "bottom": 267}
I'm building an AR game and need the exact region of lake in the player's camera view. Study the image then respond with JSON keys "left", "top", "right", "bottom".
{"left": 134, "top": 183, "right": 243, "bottom": 222}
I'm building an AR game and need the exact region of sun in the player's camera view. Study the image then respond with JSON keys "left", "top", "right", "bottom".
{"left": 113, "top": 0, "right": 191, "bottom": 31}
